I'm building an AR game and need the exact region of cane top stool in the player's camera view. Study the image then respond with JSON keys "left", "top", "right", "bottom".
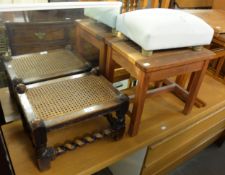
{"left": 4, "top": 49, "right": 92, "bottom": 85}
{"left": 15, "top": 72, "right": 129, "bottom": 171}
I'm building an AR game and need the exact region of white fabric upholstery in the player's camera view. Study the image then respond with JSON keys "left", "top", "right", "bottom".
{"left": 116, "top": 9, "right": 214, "bottom": 51}
{"left": 84, "top": 7, "right": 121, "bottom": 28}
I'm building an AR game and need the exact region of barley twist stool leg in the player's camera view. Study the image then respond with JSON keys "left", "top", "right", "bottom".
{"left": 31, "top": 119, "right": 55, "bottom": 171}
{"left": 114, "top": 95, "right": 129, "bottom": 140}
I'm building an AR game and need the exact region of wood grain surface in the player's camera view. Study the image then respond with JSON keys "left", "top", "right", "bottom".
{"left": 1, "top": 75, "right": 225, "bottom": 175}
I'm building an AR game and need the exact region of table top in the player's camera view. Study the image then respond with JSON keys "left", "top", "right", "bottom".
{"left": 2, "top": 75, "right": 225, "bottom": 175}
{"left": 76, "top": 19, "right": 113, "bottom": 40}
{"left": 111, "top": 40, "right": 215, "bottom": 73}
{"left": 185, "top": 9, "right": 225, "bottom": 34}
{"left": 6, "top": 49, "right": 90, "bottom": 84}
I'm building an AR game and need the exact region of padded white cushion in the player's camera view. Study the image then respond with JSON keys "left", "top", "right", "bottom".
{"left": 116, "top": 9, "right": 214, "bottom": 51}
{"left": 84, "top": 7, "right": 121, "bottom": 28}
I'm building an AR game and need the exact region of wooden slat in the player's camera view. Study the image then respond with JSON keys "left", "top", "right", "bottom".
{"left": 175, "top": 0, "right": 213, "bottom": 8}
{"left": 213, "top": 0, "right": 225, "bottom": 10}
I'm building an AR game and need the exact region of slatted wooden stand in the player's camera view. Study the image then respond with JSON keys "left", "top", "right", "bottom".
{"left": 105, "top": 39, "right": 215, "bottom": 136}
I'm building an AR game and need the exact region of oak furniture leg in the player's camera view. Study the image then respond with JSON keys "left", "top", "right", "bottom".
{"left": 215, "top": 57, "right": 225, "bottom": 77}
{"left": 115, "top": 96, "right": 129, "bottom": 139}
{"left": 105, "top": 45, "right": 115, "bottom": 82}
{"left": 32, "top": 119, "right": 53, "bottom": 171}
{"left": 183, "top": 60, "right": 209, "bottom": 114}
{"left": 129, "top": 70, "right": 149, "bottom": 136}
{"left": 99, "top": 46, "right": 106, "bottom": 75}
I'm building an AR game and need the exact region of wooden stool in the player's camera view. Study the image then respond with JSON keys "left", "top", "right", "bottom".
{"left": 75, "top": 19, "right": 130, "bottom": 82}
{"left": 105, "top": 39, "right": 215, "bottom": 136}
{"left": 3, "top": 49, "right": 92, "bottom": 96}
{"left": 15, "top": 72, "right": 129, "bottom": 171}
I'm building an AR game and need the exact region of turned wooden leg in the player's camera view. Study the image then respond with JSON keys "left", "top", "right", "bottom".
{"left": 129, "top": 70, "right": 149, "bottom": 136}
{"left": 115, "top": 95, "right": 129, "bottom": 140}
{"left": 183, "top": 60, "right": 209, "bottom": 115}
{"left": 31, "top": 119, "right": 54, "bottom": 171}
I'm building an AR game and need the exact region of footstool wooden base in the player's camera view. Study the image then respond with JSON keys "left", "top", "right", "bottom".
{"left": 15, "top": 72, "right": 129, "bottom": 171}
{"left": 106, "top": 39, "right": 215, "bottom": 136}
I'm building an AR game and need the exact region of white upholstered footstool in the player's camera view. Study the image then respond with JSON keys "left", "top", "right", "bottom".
{"left": 116, "top": 9, "right": 214, "bottom": 55}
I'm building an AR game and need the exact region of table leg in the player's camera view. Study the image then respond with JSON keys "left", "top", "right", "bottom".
{"left": 75, "top": 26, "right": 82, "bottom": 55}
{"left": 176, "top": 74, "right": 189, "bottom": 88}
{"left": 99, "top": 45, "right": 106, "bottom": 75}
{"left": 215, "top": 57, "right": 225, "bottom": 77}
{"left": 32, "top": 119, "right": 52, "bottom": 171}
{"left": 105, "top": 46, "right": 115, "bottom": 82}
{"left": 183, "top": 60, "right": 209, "bottom": 115}
{"left": 129, "top": 70, "right": 149, "bottom": 136}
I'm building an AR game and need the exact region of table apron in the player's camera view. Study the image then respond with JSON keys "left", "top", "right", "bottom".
{"left": 112, "top": 50, "right": 138, "bottom": 78}
{"left": 148, "top": 61, "right": 204, "bottom": 82}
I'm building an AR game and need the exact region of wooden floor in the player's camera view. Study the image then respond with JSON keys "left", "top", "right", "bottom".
{"left": 171, "top": 143, "right": 225, "bottom": 175}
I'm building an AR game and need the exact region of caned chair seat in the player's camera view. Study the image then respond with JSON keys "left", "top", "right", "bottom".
{"left": 15, "top": 72, "right": 129, "bottom": 171}
{"left": 4, "top": 49, "right": 91, "bottom": 85}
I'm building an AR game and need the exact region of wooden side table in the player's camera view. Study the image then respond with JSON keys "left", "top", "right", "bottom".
{"left": 105, "top": 39, "right": 215, "bottom": 136}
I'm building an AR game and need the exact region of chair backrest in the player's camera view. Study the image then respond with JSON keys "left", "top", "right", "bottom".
{"left": 175, "top": 0, "right": 213, "bottom": 9}
{"left": 213, "top": 0, "right": 225, "bottom": 10}
{"left": 122, "top": 0, "right": 171, "bottom": 13}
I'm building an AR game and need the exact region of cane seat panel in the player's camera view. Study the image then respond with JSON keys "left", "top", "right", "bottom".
{"left": 10, "top": 49, "right": 88, "bottom": 81}
{"left": 25, "top": 75, "right": 117, "bottom": 121}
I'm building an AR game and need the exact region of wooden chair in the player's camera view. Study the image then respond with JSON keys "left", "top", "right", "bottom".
{"left": 122, "top": 0, "right": 171, "bottom": 12}
{"left": 139, "top": 0, "right": 171, "bottom": 9}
